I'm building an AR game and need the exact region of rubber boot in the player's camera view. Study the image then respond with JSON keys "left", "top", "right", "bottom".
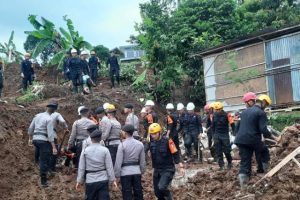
{"left": 41, "top": 174, "right": 48, "bottom": 188}
{"left": 262, "top": 162, "right": 269, "bottom": 172}
{"left": 238, "top": 174, "right": 249, "bottom": 190}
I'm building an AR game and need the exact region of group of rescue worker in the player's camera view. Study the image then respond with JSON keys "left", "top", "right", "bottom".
{"left": 28, "top": 92, "right": 279, "bottom": 199}
{"left": 0, "top": 50, "right": 119, "bottom": 97}
{"left": 62, "top": 49, "right": 100, "bottom": 94}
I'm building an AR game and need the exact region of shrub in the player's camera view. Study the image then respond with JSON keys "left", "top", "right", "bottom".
{"left": 120, "top": 62, "right": 138, "bottom": 83}
{"left": 269, "top": 112, "right": 300, "bottom": 131}
{"left": 16, "top": 82, "right": 44, "bottom": 105}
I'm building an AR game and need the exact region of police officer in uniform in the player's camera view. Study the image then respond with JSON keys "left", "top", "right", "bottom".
{"left": 68, "top": 106, "right": 95, "bottom": 168}
{"left": 28, "top": 101, "right": 58, "bottom": 187}
{"left": 102, "top": 104, "right": 121, "bottom": 165}
{"left": 124, "top": 103, "right": 140, "bottom": 140}
{"left": 76, "top": 129, "right": 117, "bottom": 200}
{"left": 114, "top": 124, "right": 146, "bottom": 200}
{"left": 149, "top": 123, "right": 184, "bottom": 200}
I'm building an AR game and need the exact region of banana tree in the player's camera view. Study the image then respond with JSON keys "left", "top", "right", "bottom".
{"left": 0, "top": 31, "right": 23, "bottom": 62}
{"left": 25, "top": 15, "right": 92, "bottom": 69}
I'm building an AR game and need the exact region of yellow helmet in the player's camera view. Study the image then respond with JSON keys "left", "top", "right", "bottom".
{"left": 257, "top": 94, "right": 272, "bottom": 105}
{"left": 209, "top": 102, "right": 215, "bottom": 109}
{"left": 214, "top": 102, "right": 224, "bottom": 110}
{"left": 106, "top": 104, "right": 116, "bottom": 113}
{"left": 148, "top": 123, "right": 162, "bottom": 135}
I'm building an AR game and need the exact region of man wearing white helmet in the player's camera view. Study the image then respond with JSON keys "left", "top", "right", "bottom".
{"left": 143, "top": 100, "right": 158, "bottom": 159}
{"left": 165, "top": 103, "right": 180, "bottom": 151}
{"left": 80, "top": 50, "right": 90, "bottom": 76}
{"left": 68, "top": 106, "right": 95, "bottom": 168}
{"left": 68, "top": 49, "right": 83, "bottom": 93}
{"left": 176, "top": 103, "right": 185, "bottom": 135}
{"left": 182, "top": 102, "right": 203, "bottom": 162}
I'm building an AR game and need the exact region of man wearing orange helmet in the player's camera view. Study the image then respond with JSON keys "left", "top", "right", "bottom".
{"left": 148, "top": 123, "right": 184, "bottom": 200}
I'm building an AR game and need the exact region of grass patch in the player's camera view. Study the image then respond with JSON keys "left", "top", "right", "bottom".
{"left": 16, "top": 82, "right": 43, "bottom": 105}
{"left": 269, "top": 111, "right": 300, "bottom": 131}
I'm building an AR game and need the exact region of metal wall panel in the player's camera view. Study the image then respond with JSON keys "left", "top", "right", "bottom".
{"left": 265, "top": 33, "right": 300, "bottom": 103}
{"left": 204, "top": 56, "right": 216, "bottom": 102}
{"left": 290, "top": 34, "right": 300, "bottom": 101}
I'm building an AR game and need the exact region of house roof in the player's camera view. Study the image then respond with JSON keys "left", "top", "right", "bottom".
{"left": 193, "top": 24, "right": 300, "bottom": 57}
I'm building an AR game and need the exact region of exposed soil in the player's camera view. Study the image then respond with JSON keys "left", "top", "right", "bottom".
{"left": 0, "top": 63, "right": 299, "bottom": 200}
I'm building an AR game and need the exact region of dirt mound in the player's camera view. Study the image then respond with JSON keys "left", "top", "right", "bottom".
{"left": 271, "top": 124, "right": 300, "bottom": 160}
{"left": 2, "top": 63, "right": 23, "bottom": 97}
{"left": 0, "top": 72, "right": 168, "bottom": 200}
{"left": 173, "top": 125, "right": 300, "bottom": 200}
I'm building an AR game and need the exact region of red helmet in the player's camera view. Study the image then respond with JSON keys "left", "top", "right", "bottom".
{"left": 204, "top": 104, "right": 210, "bottom": 111}
{"left": 242, "top": 92, "right": 257, "bottom": 103}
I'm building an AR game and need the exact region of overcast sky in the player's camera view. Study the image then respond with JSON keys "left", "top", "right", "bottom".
{"left": 0, "top": 0, "right": 146, "bottom": 52}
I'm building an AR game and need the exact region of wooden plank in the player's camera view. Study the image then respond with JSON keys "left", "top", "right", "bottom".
{"left": 266, "top": 146, "right": 300, "bottom": 177}
{"left": 292, "top": 157, "right": 300, "bottom": 169}
{"left": 254, "top": 146, "right": 300, "bottom": 186}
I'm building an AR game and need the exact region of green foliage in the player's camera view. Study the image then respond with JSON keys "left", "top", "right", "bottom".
{"left": 0, "top": 31, "right": 23, "bottom": 62}
{"left": 224, "top": 51, "right": 259, "bottom": 85}
{"left": 16, "top": 84, "right": 43, "bottom": 105}
{"left": 134, "top": 0, "right": 300, "bottom": 105}
{"left": 120, "top": 62, "right": 138, "bottom": 83}
{"left": 99, "top": 64, "right": 109, "bottom": 77}
{"left": 269, "top": 112, "right": 300, "bottom": 131}
{"left": 25, "top": 15, "right": 92, "bottom": 69}
{"left": 93, "top": 45, "right": 110, "bottom": 61}
{"left": 24, "top": 35, "right": 59, "bottom": 64}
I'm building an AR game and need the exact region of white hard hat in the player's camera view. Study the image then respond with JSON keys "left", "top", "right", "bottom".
{"left": 78, "top": 106, "right": 87, "bottom": 115}
{"left": 186, "top": 102, "right": 195, "bottom": 111}
{"left": 103, "top": 103, "right": 110, "bottom": 110}
{"left": 140, "top": 107, "right": 147, "bottom": 113}
{"left": 176, "top": 103, "right": 184, "bottom": 111}
{"left": 80, "top": 50, "right": 88, "bottom": 55}
{"left": 71, "top": 49, "right": 77, "bottom": 53}
{"left": 145, "top": 100, "right": 155, "bottom": 106}
{"left": 166, "top": 103, "right": 174, "bottom": 110}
